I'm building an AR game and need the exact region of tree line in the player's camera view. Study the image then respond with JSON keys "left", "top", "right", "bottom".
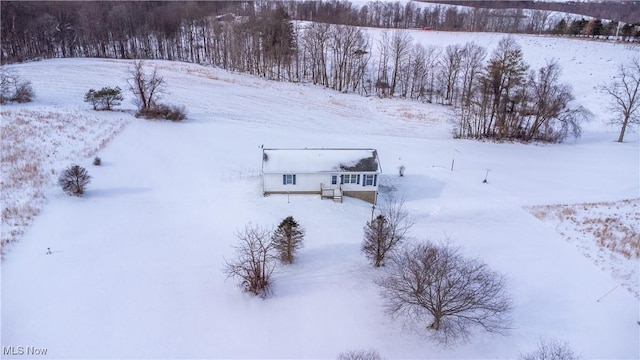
{"left": 425, "top": 0, "right": 640, "bottom": 26}
{"left": 2, "top": 1, "right": 636, "bottom": 142}
{"left": 2, "top": 1, "right": 639, "bottom": 64}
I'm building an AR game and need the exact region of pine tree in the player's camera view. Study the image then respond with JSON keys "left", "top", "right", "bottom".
{"left": 553, "top": 19, "right": 567, "bottom": 35}
{"left": 84, "top": 86, "right": 123, "bottom": 110}
{"left": 272, "top": 216, "right": 304, "bottom": 264}
{"left": 58, "top": 165, "right": 91, "bottom": 196}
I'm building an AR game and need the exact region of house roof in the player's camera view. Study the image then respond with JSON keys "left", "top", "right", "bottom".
{"left": 262, "top": 148, "right": 380, "bottom": 173}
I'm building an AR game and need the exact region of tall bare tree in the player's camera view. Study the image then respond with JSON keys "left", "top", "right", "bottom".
{"left": 438, "top": 43, "right": 464, "bottom": 105}
{"left": 599, "top": 57, "right": 640, "bottom": 143}
{"left": 301, "top": 22, "right": 331, "bottom": 86}
{"left": 459, "top": 41, "right": 486, "bottom": 107}
{"left": 128, "top": 60, "right": 166, "bottom": 115}
{"left": 388, "top": 30, "right": 412, "bottom": 97}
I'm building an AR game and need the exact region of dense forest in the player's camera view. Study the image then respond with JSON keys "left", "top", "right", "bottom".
{"left": 1, "top": 1, "right": 636, "bottom": 142}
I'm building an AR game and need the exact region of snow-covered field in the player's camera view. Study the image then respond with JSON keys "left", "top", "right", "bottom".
{"left": 1, "top": 30, "right": 639, "bottom": 359}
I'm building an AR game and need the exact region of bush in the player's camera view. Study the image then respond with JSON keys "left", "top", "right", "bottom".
{"left": 224, "top": 224, "right": 276, "bottom": 298}
{"left": 58, "top": 165, "right": 91, "bottom": 196}
{"left": 137, "top": 103, "right": 187, "bottom": 121}
{"left": 337, "top": 349, "right": 384, "bottom": 360}
{"left": 93, "top": 157, "right": 102, "bottom": 166}
{"left": 1, "top": 69, "right": 34, "bottom": 104}
{"left": 519, "top": 339, "right": 579, "bottom": 360}
{"left": 84, "top": 86, "right": 123, "bottom": 110}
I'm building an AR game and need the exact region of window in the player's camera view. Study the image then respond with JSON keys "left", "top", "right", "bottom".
{"left": 364, "top": 174, "right": 375, "bottom": 186}
{"left": 283, "top": 174, "right": 296, "bottom": 185}
{"left": 331, "top": 175, "right": 337, "bottom": 185}
{"left": 342, "top": 174, "right": 360, "bottom": 184}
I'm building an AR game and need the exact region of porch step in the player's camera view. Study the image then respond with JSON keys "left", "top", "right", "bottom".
{"left": 333, "top": 195, "right": 343, "bottom": 203}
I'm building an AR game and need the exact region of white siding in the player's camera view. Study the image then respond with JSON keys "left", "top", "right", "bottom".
{"left": 264, "top": 173, "right": 330, "bottom": 193}
{"left": 264, "top": 172, "right": 378, "bottom": 193}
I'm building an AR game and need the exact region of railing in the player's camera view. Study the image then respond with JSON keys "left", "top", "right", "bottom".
{"left": 321, "top": 183, "right": 342, "bottom": 201}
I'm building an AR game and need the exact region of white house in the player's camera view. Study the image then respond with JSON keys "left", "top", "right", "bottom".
{"left": 262, "top": 148, "right": 381, "bottom": 204}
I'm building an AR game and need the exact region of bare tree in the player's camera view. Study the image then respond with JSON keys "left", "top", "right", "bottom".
{"left": 379, "top": 194, "right": 413, "bottom": 249}
{"left": 519, "top": 338, "right": 579, "bottom": 360}
{"left": 301, "top": 22, "right": 332, "bottom": 86}
{"left": 525, "top": 60, "right": 589, "bottom": 142}
{"left": 375, "top": 31, "right": 391, "bottom": 97}
{"left": 438, "top": 44, "right": 463, "bottom": 105}
{"left": 329, "top": 25, "right": 367, "bottom": 92}
{"left": 128, "top": 60, "right": 165, "bottom": 114}
{"left": 362, "top": 194, "right": 413, "bottom": 267}
{"left": 224, "top": 224, "right": 276, "bottom": 298}
{"left": 272, "top": 216, "right": 304, "bottom": 264}
{"left": 459, "top": 42, "right": 486, "bottom": 108}
{"left": 598, "top": 57, "right": 640, "bottom": 143}
{"left": 377, "top": 241, "right": 513, "bottom": 345}
{"left": 58, "top": 165, "right": 91, "bottom": 196}
{"left": 388, "top": 30, "right": 412, "bottom": 97}
{"left": 362, "top": 215, "right": 392, "bottom": 267}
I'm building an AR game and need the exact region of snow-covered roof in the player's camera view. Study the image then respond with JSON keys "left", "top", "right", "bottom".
{"left": 262, "top": 148, "right": 380, "bottom": 173}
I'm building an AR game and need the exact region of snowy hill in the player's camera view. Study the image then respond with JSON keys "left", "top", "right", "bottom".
{"left": 1, "top": 30, "right": 639, "bottom": 359}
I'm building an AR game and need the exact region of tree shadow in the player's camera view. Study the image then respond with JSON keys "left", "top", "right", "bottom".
{"left": 87, "top": 187, "right": 151, "bottom": 198}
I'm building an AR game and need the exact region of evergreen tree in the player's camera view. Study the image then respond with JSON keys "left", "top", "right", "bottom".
{"left": 58, "top": 165, "right": 91, "bottom": 196}
{"left": 568, "top": 18, "right": 587, "bottom": 36}
{"left": 84, "top": 86, "right": 123, "bottom": 110}
{"left": 592, "top": 19, "right": 604, "bottom": 37}
{"left": 553, "top": 19, "right": 567, "bottom": 34}
{"left": 272, "top": 216, "right": 304, "bottom": 264}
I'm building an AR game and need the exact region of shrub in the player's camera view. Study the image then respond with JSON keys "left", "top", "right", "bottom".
{"left": 519, "top": 338, "right": 579, "bottom": 360}
{"left": 337, "top": 349, "right": 384, "bottom": 360}
{"left": 93, "top": 157, "right": 102, "bottom": 166}
{"left": 224, "top": 224, "right": 276, "bottom": 298}
{"left": 1, "top": 69, "right": 34, "bottom": 104}
{"left": 137, "top": 103, "right": 187, "bottom": 121}
{"left": 84, "top": 86, "right": 123, "bottom": 110}
{"left": 58, "top": 165, "right": 91, "bottom": 196}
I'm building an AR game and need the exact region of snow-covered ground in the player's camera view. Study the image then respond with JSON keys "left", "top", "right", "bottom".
{"left": 1, "top": 30, "right": 639, "bottom": 359}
